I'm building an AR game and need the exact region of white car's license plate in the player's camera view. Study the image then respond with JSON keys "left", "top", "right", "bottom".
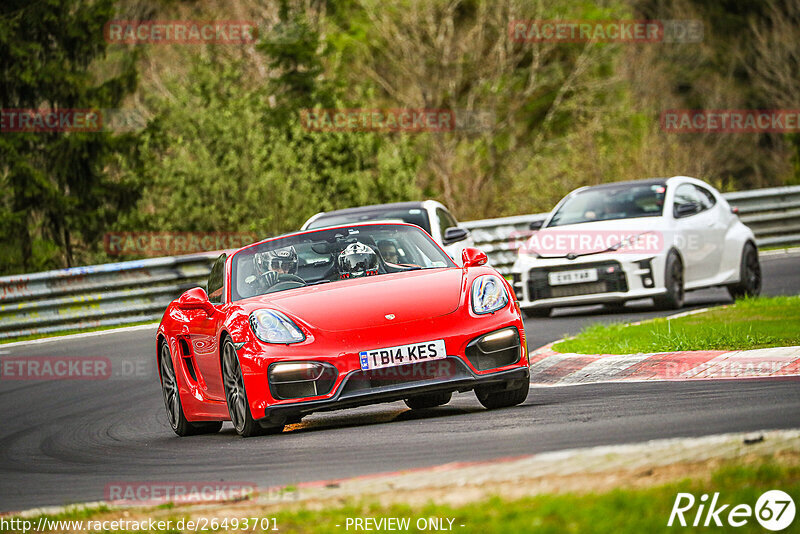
{"left": 359, "top": 339, "right": 447, "bottom": 371}
{"left": 548, "top": 268, "right": 598, "bottom": 286}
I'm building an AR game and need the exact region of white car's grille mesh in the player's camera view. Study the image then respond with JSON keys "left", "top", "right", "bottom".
{"left": 527, "top": 261, "right": 628, "bottom": 300}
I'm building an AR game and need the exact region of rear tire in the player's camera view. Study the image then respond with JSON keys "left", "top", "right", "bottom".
{"left": 159, "top": 341, "right": 222, "bottom": 437}
{"left": 222, "top": 337, "right": 284, "bottom": 438}
{"left": 404, "top": 391, "right": 452, "bottom": 410}
{"left": 653, "top": 252, "right": 684, "bottom": 310}
{"left": 727, "top": 243, "right": 761, "bottom": 300}
{"left": 475, "top": 379, "right": 530, "bottom": 409}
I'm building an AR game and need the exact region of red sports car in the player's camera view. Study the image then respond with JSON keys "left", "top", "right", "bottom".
{"left": 156, "top": 223, "right": 530, "bottom": 437}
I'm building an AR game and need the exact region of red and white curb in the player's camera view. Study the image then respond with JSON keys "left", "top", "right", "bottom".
{"left": 529, "top": 343, "right": 800, "bottom": 386}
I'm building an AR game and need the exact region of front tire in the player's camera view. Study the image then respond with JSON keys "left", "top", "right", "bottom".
{"left": 159, "top": 341, "right": 222, "bottom": 437}
{"left": 222, "top": 337, "right": 284, "bottom": 438}
{"left": 404, "top": 391, "right": 452, "bottom": 410}
{"left": 475, "top": 379, "right": 530, "bottom": 409}
{"left": 727, "top": 243, "right": 761, "bottom": 300}
{"left": 653, "top": 252, "right": 684, "bottom": 310}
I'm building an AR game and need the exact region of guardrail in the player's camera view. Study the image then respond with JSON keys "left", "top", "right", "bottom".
{"left": 0, "top": 254, "right": 221, "bottom": 340}
{"left": 724, "top": 185, "right": 800, "bottom": 247}
{"left": 1, "top": 185, "right": 798, "bottom": 340}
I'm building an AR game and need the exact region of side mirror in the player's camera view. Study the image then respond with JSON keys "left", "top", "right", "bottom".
{"left": 177, "top": 287, "right": 216, "bottom": 316}
{"left": 462, "top": 247, "right": 488, "bottom": 268}
{"left": 674, "top": 202, "right": 701, "bottom": 218}
{"left": 528, "top": 220, "right": 544, "bottom": 231}
{"left": 443, "top": 226, "right": 469, "bottom": 245}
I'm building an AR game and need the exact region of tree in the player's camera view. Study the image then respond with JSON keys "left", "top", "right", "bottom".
{"left": 115, "top": 1, "right": 420, "bottom": 241}
{"left": 0, "top": 0, "right": 139, "bottom": 274}
{"left": 340, "top": 0, "right": 632, "bottom": 218}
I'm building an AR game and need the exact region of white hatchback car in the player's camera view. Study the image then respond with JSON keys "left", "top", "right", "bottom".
{"left": 511, "top": 176, "right": 761, "bottom": 317}
{"left": 301, "top": 200, "right": 475, "bottom": 264}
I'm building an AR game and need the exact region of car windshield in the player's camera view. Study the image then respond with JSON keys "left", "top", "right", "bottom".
{"left": 548, "top": 182, "right": 667, "bottom": 227}
{"left": 306, "top": 207, "right": 432, "bottom": 234}
{"left": 231, "top": 224, "right": 456, "bottom": 301}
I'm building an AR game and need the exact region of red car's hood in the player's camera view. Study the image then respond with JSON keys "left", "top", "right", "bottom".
{"left": 239, "top": 268, "right": 464, "bottom": 331}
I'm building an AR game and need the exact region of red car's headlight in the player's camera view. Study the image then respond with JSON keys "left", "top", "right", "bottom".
{"left": 471, "top": 275, "right": 509, "bottom": 315}
{"left": 249, "top": 309, "right": 305, "bottom": 344}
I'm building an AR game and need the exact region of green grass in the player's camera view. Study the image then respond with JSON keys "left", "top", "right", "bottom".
{"left": 0, "top": 320, "right": 159, "bottom": 345}
{"left": 554, "top": 296, "right": 800, "bottom": 355}
{"left": 4, "top": 457, "right": 797, "bottom": 533}
{"left": 244, "top": 458, "right": 800, "bottom": 533}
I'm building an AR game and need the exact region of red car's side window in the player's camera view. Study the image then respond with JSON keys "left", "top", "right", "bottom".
{"left": 207, "top": 253, "right": 226, "bottom": 304}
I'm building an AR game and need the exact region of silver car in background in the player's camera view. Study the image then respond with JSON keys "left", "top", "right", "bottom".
{"left": 301, "top": 200, "right": 475, "bottom": 264}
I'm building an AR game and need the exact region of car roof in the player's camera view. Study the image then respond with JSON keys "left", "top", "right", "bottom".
{"left": 579, "top": 178, "right": 668, "bottom": 190}
{"left": 313, "top": 201, "right": 430, "bottom": 217}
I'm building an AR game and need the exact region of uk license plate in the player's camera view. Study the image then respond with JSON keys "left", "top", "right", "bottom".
{"left": 548, "top": 268, "right": 598, "bottom": 286}
{"left": 359, "top": 339, "right": 447, "bottom": 371}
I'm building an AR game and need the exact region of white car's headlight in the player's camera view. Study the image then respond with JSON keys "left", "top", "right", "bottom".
{"left": 249, "top": 310, "right": 305, "bottom": 344}
{"left": 471, "top": 275, "right": 509, "bottom": 315}
{"left": 609, "top": 232, "right": 651, "bottom": 252}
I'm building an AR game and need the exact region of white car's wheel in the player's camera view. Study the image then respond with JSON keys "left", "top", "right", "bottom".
{"left": 654, "top": 252, "right": 684, "bottom": 310}
{"left": 727, "top": 243, "right": 761, "bottom": 299}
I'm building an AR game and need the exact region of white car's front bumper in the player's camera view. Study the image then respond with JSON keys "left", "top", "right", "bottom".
{"left": 511, "top": 253, "right": 668, "bottom": 310}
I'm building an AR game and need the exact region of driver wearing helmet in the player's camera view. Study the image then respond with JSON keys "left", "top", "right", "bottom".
{"left": 248, "top": 246, "right": 299, "bottom": 290}
{"left": 338, "top": 242, "right": 379, "bottom": 279}
{"left": 377, "top": 240, "right": 400, "bottom": 264}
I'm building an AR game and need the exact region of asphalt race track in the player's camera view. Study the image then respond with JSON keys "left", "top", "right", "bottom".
{"left": 1, "top": 252, "right": 798, "bottom": 512}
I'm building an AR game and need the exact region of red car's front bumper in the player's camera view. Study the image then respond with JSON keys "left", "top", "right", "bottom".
{"left": 236, "top": 305, "right": 528, "bottom": 423}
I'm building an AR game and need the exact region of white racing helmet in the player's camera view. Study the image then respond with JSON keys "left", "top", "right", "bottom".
{"left": 337, "top": 243, "right": 378, "bottom": 278}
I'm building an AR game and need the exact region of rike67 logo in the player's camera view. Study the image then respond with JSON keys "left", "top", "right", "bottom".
{"left": 668, "top": 490, "right": 795, "bottom": 530}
